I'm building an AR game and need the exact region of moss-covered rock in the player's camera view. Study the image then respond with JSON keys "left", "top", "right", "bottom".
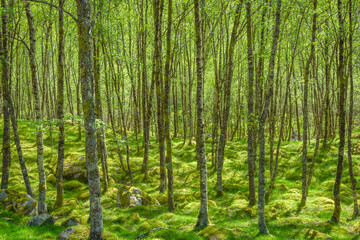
{"left": 139, "top": 219, "right": 165, "bottom": 231}
{"left": 61, "top": 217, "right": 80, "bottom": 227}
{"left": 63, "top": 180, "right": 85, "bottom": 191}
{"left": 291, "top": 229, "right": 331, "bottom": 239}
{"left": 52, "top": 154, "right": 88, "bottom": 184}
{"left": 117, "top": 185, "right": 159, "bottom": 207}
{"left": 148, "top": 166, "right": 160, "bottom": 177}
{"left": 28, "top": 214, "right": 55, "bottom": 226}
{"left": 0, "top": 189, "right": 37, "bottom": 216}
{"left": 47, "top": 174, "right": 57, "bottom": 185}
{"left": 61, "top": 225, "right": 119, "bottom": 240}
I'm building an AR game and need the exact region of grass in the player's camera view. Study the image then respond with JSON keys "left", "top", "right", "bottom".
{"left": 1, "top": 119, "right": 360, "bottom": 239}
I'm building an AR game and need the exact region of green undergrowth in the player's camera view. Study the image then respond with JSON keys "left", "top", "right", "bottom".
{"left": 1, "top": 119, "right": 360, "bottom": 239}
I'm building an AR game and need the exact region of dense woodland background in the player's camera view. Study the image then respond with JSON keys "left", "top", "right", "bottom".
{"left": 0, "top": 0, "right": 360, "bottom": 239}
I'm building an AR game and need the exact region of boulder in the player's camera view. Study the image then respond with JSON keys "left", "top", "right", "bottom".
{"left": 61, "top": 217, "right": 80, "bottom": 227}
{"left": 0, "top": 189, "right": 37, "bottom": 216}
{"left": 148, "top": 166, "right": 160, "bottom": 177}
{"left": 28, "top": 213, "right": 55, "bottom": 226}
{"left": 117, "top": 185, "right": 159, "bottom": 207}
{"left": 52, "top": 154, "right": 88, "bottom": 184}
{"left": 58, "top": 227, "right": 76, "bottom": 240}
{"left": 291, "top": 229, "right": 331, "bottom": 239}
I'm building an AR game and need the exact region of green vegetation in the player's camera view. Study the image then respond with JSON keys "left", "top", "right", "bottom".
{"left": 1, "top": 120, "right": 360, "bottom": 239}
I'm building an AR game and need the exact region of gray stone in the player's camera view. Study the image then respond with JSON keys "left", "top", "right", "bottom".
{"left": 58, "top": 227, "right": 76, "bottom": 240}
{"left": 28, "top": 214, "right": 55, "bottom": 226}
{"left": 0, "top": 189, "right": 37, "bottom": 216}
{"left": 117, "top": 185, "right": 158, "bottom": 208}
{"left": 0, "top": 190, "right": 8, "bottom": 200}
{"left": 61, "top": 218, "right": 80, "bottom": 227}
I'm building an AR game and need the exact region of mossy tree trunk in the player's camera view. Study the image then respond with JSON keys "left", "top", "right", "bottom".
{"left": 216, "top": 1, "right": 243, "bottom": 196}
{"left": 246, "top": 0, "right": 256, "bottom": 207}
{"left": 194, "top": 0, "right": 208, "bottom": 229}
{"left": 164, "top": 0, "right": 175, "bottom": 212}
{"left": 1, "top": 0, "right": 33, "bottom": 197}
{"left": 24, "top": 0, "right": 47, "bottom": 214}
{"left": 76, "top": 0, "right": 104, "bottom": 238}
{"left": 257, "top": 0, "right": 281, "bottom": 234}
{"left": 55, "top": 0, "right": 65, "bottom": 209}
{"left": 153, "top": 0, "right": 166, "bottom": 193}
{"left": 331, "top": 0, "right": 345, "bottom": 224}
{"left": 0, "top": 0, "right": 11, "bottom": 190}
{"left": 347, "top": 0, "right": 358, "bottom": 218}
{"left": 300, "top": 0, "right": 317, "bottom": 209}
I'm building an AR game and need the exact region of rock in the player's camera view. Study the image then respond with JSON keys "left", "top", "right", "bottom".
{"left": 117, "top": 185, "right": 159, "bottom": 208}
{"left": 58, "top": 227, "right": 76, "bottom": 240}
{"left": 28, "top": 214, "right": 55, "bottom": 226}
{"left": 292, "top": 229, "right": 331, "bottom": 239}
{"left": 0, "top": 189, "right": 37, "bottom": 216}
{"left": 52, "top": 154, "right": 88, "bottom": 184}
{"left": 148, "top": 166, "right": 160, "bottom": 177}
{"left": 61, "top": 217, "right": 80, "bottom": 227}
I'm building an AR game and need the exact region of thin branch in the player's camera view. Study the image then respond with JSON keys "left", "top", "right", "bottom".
{"left": 0, "top": 34, "right": 30, "bottom": 53}
{"left": 28, "top": 0, "right": 78, "bottom": 22}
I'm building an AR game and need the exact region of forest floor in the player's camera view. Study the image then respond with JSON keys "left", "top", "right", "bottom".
{"left": 1, "top": 119, "right": 360, "bottom": 239}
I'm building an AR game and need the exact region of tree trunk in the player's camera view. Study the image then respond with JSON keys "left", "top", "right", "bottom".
{"left": 55, "top": 0, "right": 65, "bottom": 208}
{"left": 194, "top": 0, "right": 208, "bottom": 228}
{"left": 24, "top": 0, "right": 47, "bottom": 214}
{"left": 76, "top": 0, "right": 104, "bottom": 238}
{"left": 246, "top": 0, "right": 256, "bottom": 207}
{"left": 331, "top": 0, "right": 345, "bottom": 224}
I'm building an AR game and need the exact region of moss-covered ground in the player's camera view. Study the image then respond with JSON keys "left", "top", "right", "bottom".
{"left": 1, "top": 119, "right": 360, "bottom": 239}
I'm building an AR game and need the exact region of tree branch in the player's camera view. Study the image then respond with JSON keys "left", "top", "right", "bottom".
{"left": 28, "top": 0, "right": 78, "bottom": 22}
{"left": 0, "top": 34, "right": 30, "bottom": 53}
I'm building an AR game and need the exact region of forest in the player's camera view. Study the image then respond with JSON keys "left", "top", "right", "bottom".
{"left": 0, "top": 0, "right": 359, "bottom": 239}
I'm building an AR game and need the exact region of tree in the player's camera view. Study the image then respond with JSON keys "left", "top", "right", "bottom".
{"left": 194, "top": 0, "right": 208, "bottom": 228}
{"left": 246, "top": 0, "right": 256, "bottom": 207}
{"left": 24, "top": 0, "right": 47, "bottom": 214}
{"left": 257, "top": 0, "right": 281, "bottom": 234}
{"left": 331, "top": 0, "right": 345, "bottom": 224}
{"left": 164, "top": 0, "right": 175, "bottom": 211}
{"left": 76, "top": 0, "right": 104, "bottom": 238}
{"left": 55, "top": 0, "right": 65, "bottom": 208}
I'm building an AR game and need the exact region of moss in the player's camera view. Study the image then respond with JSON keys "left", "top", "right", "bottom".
{"left": 198, "top": 225, "right": 231, "bottom": 240}
{"left": 128, "top": 213, "right": 140, "bottom": 223}
{"left": 291, "top": 229, "right": 331, "bottom": 239}
{"left": 285, "top": 167, "right": 302, "bottom": 180}
{"left": 76, "top": 191, "right": 90, "bottom": 201}
{"left": 104, "top": 187, "right": 118, "bottom": 199}
{"left": 139, "top": 219, "right": 165, "bottom": 231}
{"left": 63, "top": 180, "right": 85, "bottom": 191}
{"left": 223, "top": 183, "right": 241, "bottom": 192}
{"left": 53, "top": 206, "right": 73, "bottom": 216}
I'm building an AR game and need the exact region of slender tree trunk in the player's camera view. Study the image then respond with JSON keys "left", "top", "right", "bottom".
{"left": 257, "top": 0, "right": 281, "bottom": 234}
{"left": 164, "top": 0, "right": 175, "bottom": 211}
{"left": 300, "top": 0, "right": 317, "bottom": 208}
{"left": 0, "top": 0, "right": 11, "bottom": 190}
{"left": 55, "top": 0, "right": 65, "bottom": 208}
{"left": 194, "top": 0, "right": 208, "bottom": 228}
{"left": 246, "top": 0, "right": 256, "bottom": 207}
{"left": 331, "top": 0, "right": 345, "bottom": 224}
{"left": 347, "top": 0, "right": 358, "bottom": 218}
{"left": 76, "top": 0, "right": 104, "bottom": 238}
{"left": 24, "top": 0, "right": 47, "bottom": 214}
{"left": 153, "top": 0, "right": 166, "bottom": 193}
{"left": 216, "top": 1, "right": 243, "bottom": 196}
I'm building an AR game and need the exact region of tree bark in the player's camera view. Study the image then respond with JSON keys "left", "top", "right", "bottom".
{"left": 194, "top": 0, "right": 208, "bottom": 228}
{"left": 76, "top": 0, "right": 104, "bottom": 238}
